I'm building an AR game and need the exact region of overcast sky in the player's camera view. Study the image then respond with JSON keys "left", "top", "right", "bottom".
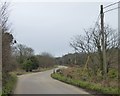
{"left": 9, "top": 1, "right": 118, "bottom": 57}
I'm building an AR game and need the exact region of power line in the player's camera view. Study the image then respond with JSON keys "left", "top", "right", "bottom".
{"left": 92, "top": 1, "right": 119, "bottom": 35}
{"left": 104, "top": 7, "right": 120, "bottom": 13}
{"left": 103, "top": 1, "right": 120, "bottom": 9}
{"left": 92, "top": 1, "right": 119, "bottom": 31}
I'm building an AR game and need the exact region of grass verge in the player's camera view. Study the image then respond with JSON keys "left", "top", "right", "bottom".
{"left": 51, "top": 73, "right": 119, "bottom": 95}
{"left": 2, "top": 73, "right": 17, "bottom": 96}
{"left": 14, "top": 65, "right": 58, "bottom": 76}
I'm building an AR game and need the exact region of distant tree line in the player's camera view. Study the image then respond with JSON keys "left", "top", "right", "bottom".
{"left": 12, "top": 44, "right": 56, "bottom": 72}
{"left": 55, "top": 52, "right": 86, "bottom": 66}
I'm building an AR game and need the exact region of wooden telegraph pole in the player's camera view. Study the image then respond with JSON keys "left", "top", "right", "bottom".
{"left": 100, "top": 5, "right": 107, "bottom": 79}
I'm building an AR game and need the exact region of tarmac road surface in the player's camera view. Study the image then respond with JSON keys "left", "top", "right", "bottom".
{"left": 14, "top": 66, "right": 89, "bottom": 94}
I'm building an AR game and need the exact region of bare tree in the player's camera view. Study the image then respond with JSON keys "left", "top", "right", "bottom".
{"left": 13, "top": 44, "right": 34, "bottom": 64}
{"left": 70, "top": 24, "right": 118, "bottom": 76}
{"left": 36, "top": 52, "right": 55, "bottom": 68}
{"left": 0, "top": 2, "right": 11, "bottom": 33}
{"left": 41, "top": 52, "right": 53, "bottom": 58}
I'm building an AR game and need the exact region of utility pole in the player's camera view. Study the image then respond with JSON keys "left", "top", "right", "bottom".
{"left": 100, "top": 5, "right": 107, "bottom": 79}
{"left": 0, "top": 29, "right": 1, "bottom": 94}
{"left": 74, "top": 49, "right": 77, "bottom": 65}
{"left": 118, "top": 2, "right": 120, "bottom": 85}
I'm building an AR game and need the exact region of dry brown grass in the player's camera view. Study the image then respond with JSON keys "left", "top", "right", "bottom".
{"left": 60, "top": 66, "right": 118, "bottom": 88}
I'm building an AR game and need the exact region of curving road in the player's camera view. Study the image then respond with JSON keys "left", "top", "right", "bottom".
{"left": 14, "top": 67, "right": 89, "bottom": 94}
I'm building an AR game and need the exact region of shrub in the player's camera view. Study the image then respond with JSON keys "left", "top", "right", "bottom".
{"left": 22, "top": 59, "right": 33, "bottom": 72}
{"left": 22, "top": 56, "right": 39, "bottom": 72}
{"left": 108, "top": 68, "right": 118, "bottom": 79}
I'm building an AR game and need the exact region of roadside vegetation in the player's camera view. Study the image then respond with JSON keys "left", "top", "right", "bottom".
{"left": 0, "top": 2, "right": 17, "bottom": 95}
{"left": 2, "top": 73, "right": 17, "bottom": 95}
{"left": 13, "top": 65, "right": 57, "bottom": 76}
{"left": 51, "top": 67, "right": 119, "bottom": 94}
{"left": 54, "top": 24, "right": 119, "bottom": 95}
{"left": 12, "top": 44, "right": 57, "bottom": 75}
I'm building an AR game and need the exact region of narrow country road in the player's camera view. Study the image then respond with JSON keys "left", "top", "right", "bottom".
{"left": 14, "top": 67, "right": 89, "bottom": 94}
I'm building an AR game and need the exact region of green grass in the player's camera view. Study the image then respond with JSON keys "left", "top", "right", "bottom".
{"left": 51, "top": 73, "right": 119, "bottom": 94}
{"left": 2, "top": 73, "right": 17, "bottom": 96}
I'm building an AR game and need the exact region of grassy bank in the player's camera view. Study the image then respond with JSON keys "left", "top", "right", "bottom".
{"left": 14, "top": 65, "right": 58, "bottom": 76}
{"left": 51, "top": 73, "right": 119, "bottom": 95}
{"left": 2, "top": 73, "right": 17, "bottom": 96}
